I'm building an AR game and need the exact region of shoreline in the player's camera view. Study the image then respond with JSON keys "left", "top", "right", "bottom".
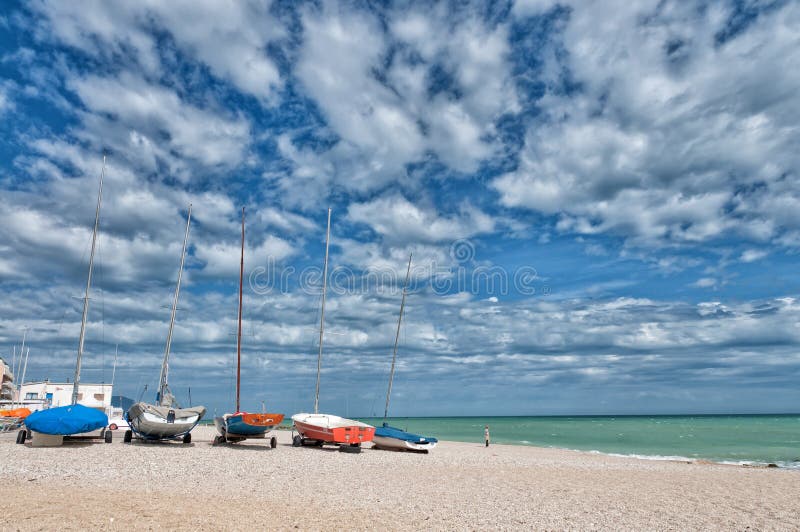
{"left": 2, "top": 426, "right": 799, "bottom": 529}
{"left": 220, "top": 422, "right": 800, "bottom": 470}
{"left": 268, "top": 425, "right": 800, "bottom": 470}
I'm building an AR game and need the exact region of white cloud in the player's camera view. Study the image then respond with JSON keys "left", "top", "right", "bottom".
{"left": 257, "top": 207, "right": 316, "bottom": 235}
{"left": 195, "top": 235, "right": 296, "bottom": 278}
{"left": 496, "top": 1, "right": 800, "bottom": 248}
{"left": 291, "top": 5, "right": 423, "bottom": 194}
{"left": 740, "top": 249, "right": 768, "bottom": 263}
{"left": 693, "top": 277, "right": 717, "bottom": 289}
{"left": 278, "top": 3, "right": 517, "bottom": 204}
{"left": 0, "top": 84, "right": 12, "bottom": 115}
{"left": 347, "top": 194, "right": 495, "bottom": 244}
{"left": 31, "top": 0, "right": 284, "bottom": 101}
{"left": 511, "top": 0, "right": 561, "bottom": 17}
{"left": 69, "top": 73, "right": 250, "bottom": 170}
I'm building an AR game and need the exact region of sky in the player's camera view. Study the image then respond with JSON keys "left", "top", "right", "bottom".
{"left": 0, "top": 0, "right": 799, "bottom": 417}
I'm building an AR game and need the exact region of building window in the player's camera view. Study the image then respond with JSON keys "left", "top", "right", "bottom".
{"left": 25, "top": 392, "right": 37, "bottom": 400}
{"left": 94, "top": 393, "right": 105, "bottom": 401}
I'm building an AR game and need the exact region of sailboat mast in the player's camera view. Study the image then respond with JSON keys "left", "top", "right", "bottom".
{"left": 16, "top": 328, "right": 27, "bottom": 386}
{"left": 314, "top": 207, "right": 332, "bottom": 415}
{"left": 19, "top": 347, "right": 29, "bottom": 400}
{"left": 157, "top": 204, "right": 192, "bottom": 405}
{"left": 11, "top": 346, "right": 16, "bottom": 406}
{"left": 384, "top": 253, "right": 412, "bottom": 421}
{"left": 111, "top": 344, "right": 118, "bottom": 390}
{"left": 72, "top": 155, "right": 106, "bottom": 405}
{"left": 236, "top": 207, "right": 245, "bottom": 413}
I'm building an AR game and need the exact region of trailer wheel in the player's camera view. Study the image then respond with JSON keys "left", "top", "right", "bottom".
{"left": 16, "top": 430, "right": 27, "bottom": 444}
{"left": 292, "top": 435, "right": 302, "bottom": 447}
{"left": 270, "top": 436, "right": 277, "bottom": 448}
{"left": 183, "top": 432, "right": 192, "bottom": 444}
{"left": 213, "top": 435, "right": 225, "bottom": 446}
{"left": 104, "top": 430, "right": 113, "bottom": 443}
{"left": 339, "top": 444, "right": 361, "bottom": 453}
{"left": 123, "top": 430, "right": 132, "bottom": 443}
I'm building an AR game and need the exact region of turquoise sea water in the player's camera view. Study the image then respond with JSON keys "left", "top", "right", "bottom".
{"left": 359, "top": 415, "right": 800, "bottom": 468}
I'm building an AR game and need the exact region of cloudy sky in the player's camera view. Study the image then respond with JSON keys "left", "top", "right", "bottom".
{"left": 1, "top": 0, "right": 799, "bottom": 417}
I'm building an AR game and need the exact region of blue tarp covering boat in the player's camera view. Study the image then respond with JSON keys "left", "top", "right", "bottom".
{"left": 25, "top": 404, "right": 108, "bottom": 436}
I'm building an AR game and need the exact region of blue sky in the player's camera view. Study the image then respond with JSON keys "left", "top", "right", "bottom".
{"left": 1, "top": 0, "right": 799, "bottom": 416}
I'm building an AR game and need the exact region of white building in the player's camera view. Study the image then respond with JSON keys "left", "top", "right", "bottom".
{"left": 0, "top": 358, "right": 14, "bottom": 402}
{"left": 14, "top": 381, "right": 113, "bottom": 412}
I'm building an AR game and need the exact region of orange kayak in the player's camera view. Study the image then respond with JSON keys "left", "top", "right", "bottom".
{"left": 0, "top": 408, "right": 32, "bottom": 418}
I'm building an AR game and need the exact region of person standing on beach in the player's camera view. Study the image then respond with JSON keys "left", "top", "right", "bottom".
{"left": 484, "top": 425, "right": 490, "bottom": 447}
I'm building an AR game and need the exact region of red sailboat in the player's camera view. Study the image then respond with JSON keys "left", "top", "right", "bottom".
{"left": 291, "top": 208, "right": 375, "bottom": 453}
{"left": 214, "top": 207, "right": 284, "bottom": 446}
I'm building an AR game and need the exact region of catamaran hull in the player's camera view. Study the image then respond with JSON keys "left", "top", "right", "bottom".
{"left": 292, "top": 413, "right": 375, "bottom": 446}
{"left": 126, "top": 403, "right": 205, "bottom": 440}
{"left": 372, "top": 435, "right": 438, "bottom": 452}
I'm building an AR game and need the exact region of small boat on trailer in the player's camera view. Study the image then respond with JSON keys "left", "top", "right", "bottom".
{"left": 214, "top": 412, "right": 283, "bottom": 445}
{"left": 22, "top": 404, "right": 111, "bottom": 446}
{"left": 372, "top": 253, "right": 438, "bottom": 453}
{"left": 125, "top": 204, "right": 206, "bottom": 444}
{"left": 20, "top": 157, "right": 111, "bottom": 447}
{"left": 291, "top": 208, "right": 375, "bottom": 454}
{"left": 126, "top": 401, "right": 205, "bottom": 444}
{"left": 1, "top": 408, "right": 31, "bottom": 435}
{"left": 291, "top": 413, "right": 375, "bottom": 451}
{"left": 213, "top": 207, "right": 284, "bottom": 447}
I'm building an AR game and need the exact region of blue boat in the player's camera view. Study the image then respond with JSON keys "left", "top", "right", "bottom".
{"left": 212, "top": 209, "right": 284, "bottom": 448}
{"left": 215, "top": 412, "right": 284, "bottom": 442}
{"left": 373, "top": 254, "right": 438, "bottom": 453}
{"left": 25, "top": 404, "right": 108, "bottom": 436}
{"left": 17, "top": 159, "right": 113, "bottom": 446}
{"left": 373, "top": 423, "right": 438, "bottom": 452}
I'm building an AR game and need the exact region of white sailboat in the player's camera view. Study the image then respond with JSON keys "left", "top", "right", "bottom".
{"left": 125, "top": 204, "right": 206, "bottom": 443}
{"left": 372, "top": 253, "right": 438, "bottom": 452}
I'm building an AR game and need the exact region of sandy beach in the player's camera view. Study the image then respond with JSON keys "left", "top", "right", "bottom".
{"left": 0, "top": 426, "right": 797, "bottom": 530}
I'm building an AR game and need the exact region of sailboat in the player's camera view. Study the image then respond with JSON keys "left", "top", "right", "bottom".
{"left": 21, "top": 157, "right": 111, "bottom": 446}
{"left": 214, "top": 207, "right": 284, "bottom": 447}
{"left": 291, "top": 208, "right": 375, "bottom": 453}
{"left": 372, "top": 254, "right": 438, "bottom": 453}
{"left": 125, "top": 205, "right": 206, "bottom": 444}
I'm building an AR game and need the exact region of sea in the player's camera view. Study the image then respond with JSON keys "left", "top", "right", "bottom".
{"left": 358, "top": 414, "right": 800, "bottom": 468}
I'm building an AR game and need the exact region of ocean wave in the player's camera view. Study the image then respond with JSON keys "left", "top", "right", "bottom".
{"left": 581, "top": 449, "right": 800, "bottom": 469}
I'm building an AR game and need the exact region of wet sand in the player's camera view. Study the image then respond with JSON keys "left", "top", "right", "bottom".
{"left": 1, "top": 426, "right": 798, "bottom": 530}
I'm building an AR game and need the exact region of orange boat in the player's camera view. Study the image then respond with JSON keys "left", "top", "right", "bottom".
{"left": 292, "top": 413, "right": 375, "bottom": 447}
{"left": 290, "top": 209, "right": 375, "bottom": 453}
{"left": 0, "top": 408, "right": 31, "bottom": 419}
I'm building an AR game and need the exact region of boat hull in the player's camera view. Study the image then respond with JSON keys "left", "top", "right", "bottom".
{"left": 126, "top": 403, "right": 206, "bottom": 440}
{"left": 372, "top": 424, "right": 438, "bottom": 452}
{"left": 372, "top": 434, "right": 438, "bottom": 452}
{"left": 292, "top": 413, "right": 375, "bottom": 445}
{"left": 215, "top": 412, "right": 284, "bottom": 441}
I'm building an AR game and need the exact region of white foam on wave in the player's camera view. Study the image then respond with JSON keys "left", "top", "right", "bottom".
{"left": 587, "top": 450, "right": 695, "bottom": 462}
{"left": 581, "top": 449, "right": 800, "bottom": 469}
